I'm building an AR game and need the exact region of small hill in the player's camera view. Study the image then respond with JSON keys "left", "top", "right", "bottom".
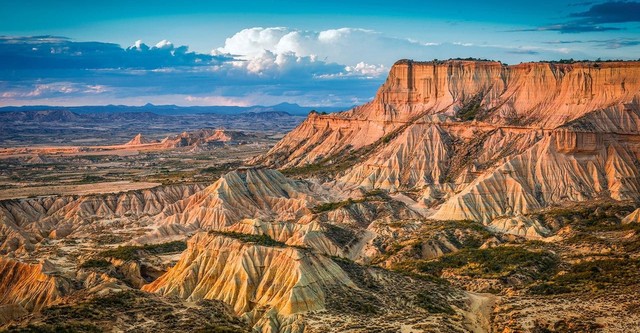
{"left": 125, "top": 133, "right": 155, "bottom": 145}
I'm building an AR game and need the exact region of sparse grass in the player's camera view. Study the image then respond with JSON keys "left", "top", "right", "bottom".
{"left": 529, "top": 258, "right": 640, "bottom": 295}
{"left": 395, "top": 246, "right": 559, "bottom": 282}
{"left": 311, "top": 190, "right": 389, "bottom": 214}
{"left": 415, "top": 292, "right": 455, "bottom": 315}
{"left": 79, "top": 258, "right": 111, "bottom": 269}
{"left": 208, "top": 231, "right": 286, "bottom": 247}
{"left": 98, "top": 241, "right": 187, "bottom": 261}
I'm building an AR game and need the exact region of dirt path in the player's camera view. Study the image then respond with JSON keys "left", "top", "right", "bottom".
{"left": 463, "top": 292, "right": 497, "bottom": 333}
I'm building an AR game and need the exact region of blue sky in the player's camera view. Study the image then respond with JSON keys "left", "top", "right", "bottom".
{"left": 1, "top": 0, "right": 639, "bottom": 107}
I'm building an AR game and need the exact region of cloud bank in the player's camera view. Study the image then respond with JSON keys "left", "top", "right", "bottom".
{"left": 0, "top": 27, "right": 608, "bottom": 107}
{"left": 518, "top": 1, "right": 640, "bottom": 33}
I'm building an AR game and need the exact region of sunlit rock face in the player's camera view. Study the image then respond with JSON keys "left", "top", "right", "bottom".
{"left": 0, "top": 257, "right": 71, "bottom": 318}
{"left": 142, "top": 232, "right": 356, "bottom": 331}
{"left": 255, "top": 60, "right": 640, "bottom": 169}
{"left": 254, "top": 60, "right": 640, "bottom": 223}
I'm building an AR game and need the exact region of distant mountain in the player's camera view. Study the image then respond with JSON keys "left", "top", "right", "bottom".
{"left": 0, "top": 103, "right": 349, "bottom": 116}
{"left": 0, "top": 109, "right": 83, "bottom": 122}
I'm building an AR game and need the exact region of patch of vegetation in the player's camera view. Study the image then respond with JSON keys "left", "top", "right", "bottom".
{"left": 79, "top": 258, "right": 111, "bottom": 269}
{"left": 209, "top": 231, "right": 286, "bottom": 247}
{"left": 312, "top": 190, "right": 389, "bottom": 214}
{"left": 4, "top": 323, "right": 102, "bottom": 333}
{"left": 396, "top": 246, "right": 559, "bottom": 282}
{"left": 199, "top": 162, "right": 242, "bottom": 174}
{"left": 324, "top": 223, "right": 357, "bottom": 248}
{"left": 4, "top": 290, "right": 250, "bottom": 333}
{"left": 537, "top": 202, "right": 635, "bottom": 232}
{"left": 312, "top": 198, "right": 361, "bottom": 213}
{"left": 529, "top": 258, "right": 640, "bottom": 295}
{"left": 78, "top": 175, "right": 106, "bottom": 183}
{"left": 99, "top": 241, "right": 187, "bottom": 261}
{"left": 457, "top": 93, "right": 486, "bottom": 121}
{"left": 415, "top": 292, "right": 455, "bottom": 315}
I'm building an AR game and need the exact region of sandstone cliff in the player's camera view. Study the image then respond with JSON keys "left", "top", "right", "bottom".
{"left": 254, "top": 60, "right": 640, "bottom": 224}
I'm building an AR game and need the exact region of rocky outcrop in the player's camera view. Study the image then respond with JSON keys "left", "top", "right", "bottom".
{"left": 255, "top": 60, "right": 640, "bottom": 169}
{"left": 0, "top": 257, "right": 71, "bottom": 318}
{"left": 142, "top": 232, "right": 356, "bottom": 329}
{"left": 125, "top": 133, "right": 155, "bottom": 145}
{"left": 155, "top": 168, "right": 331, "bottom": 231}
{"left": 0, "top": 184, "right": 204, "bottom": 253}
{"left": 431, "top": 125, "right": 640, "bottom": 222}
{"left": 160, "top": 128, "right": 250, "bottom": 148}
{"left": 622, "top": 208, "right": 640, "bottom": 224}
{"left": 254, "top": 60, "right": 640, "bottom": 225}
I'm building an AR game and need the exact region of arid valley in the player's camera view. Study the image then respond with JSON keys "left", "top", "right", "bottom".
{"left": 1, "top": 59, "right": 640, "bottom": 332}
{"left": 3, "top": 1, "right": 640, "bottom": 332}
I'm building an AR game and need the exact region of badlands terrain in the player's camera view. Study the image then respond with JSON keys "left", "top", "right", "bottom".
{"left": 2, "top": 59, "right": 640, "bottom": 332}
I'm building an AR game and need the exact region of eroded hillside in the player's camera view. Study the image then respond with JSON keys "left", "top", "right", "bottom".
{"left": 2, "top": 60, "right": 640, "bottom": 333}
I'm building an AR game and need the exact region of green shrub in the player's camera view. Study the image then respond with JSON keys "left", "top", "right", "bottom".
{"left": 99, "top": 241, "right": 187, "bottom": 261}
{"left": 414, "top": 246, "right": 559, "bottom": 280}
{"left": 209, "top": 231, "right": 286, "bottom": 247}
{"left": 79, "top": 259, "right": 111, "bottom": 269}
{"left": 415, "top": 292, "right": 455, "bottom": 314}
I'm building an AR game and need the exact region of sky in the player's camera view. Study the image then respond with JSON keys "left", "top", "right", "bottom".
{"left": 1, "top": 0, "right": 639, "bottom": 107}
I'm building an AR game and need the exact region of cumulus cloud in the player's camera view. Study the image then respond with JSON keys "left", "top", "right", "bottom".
{"left": 216, "top": 27, "right": 585, "bottom": 67}
{"left": 0, "top": 27, "right": 607, "bottom": 107}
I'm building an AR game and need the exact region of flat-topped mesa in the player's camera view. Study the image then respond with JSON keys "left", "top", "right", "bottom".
{"left": 356, "top": 59, "right": 640, "bottom": 125}
{"left": 254, "top": 59, "right": 640, "bottom": 168}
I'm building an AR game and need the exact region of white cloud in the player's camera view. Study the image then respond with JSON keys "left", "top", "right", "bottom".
{"left": 26, "top": 83, "right": 78, "bottom": 97}
{"left": 216, "top": 27, "right": 588, "bottom": 67}
{"left": 154, "top": 40, "right": 174, "bottom": 50}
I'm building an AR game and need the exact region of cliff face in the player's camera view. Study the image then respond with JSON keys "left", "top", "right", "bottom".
{"left": 0, "top": 257, "right": 70, "bottom": 317}
{"left": 254, "top": 60, "right": 640, "bottom": 223}
{"left": 255, "top": 60, "right": 640, "bottom": 168}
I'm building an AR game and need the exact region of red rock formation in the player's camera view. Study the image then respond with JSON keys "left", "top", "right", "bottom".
{"left": 255, "top": 60, "right": 640, "bottom": 168}
{"left": 125, "top": 133, "right": 155, "bottom": 145}
{"left": 0, "top": 257, "right": 70, "bottom": 315}
{"left": 255, "top": 60, "right": 640, "bottom": 223}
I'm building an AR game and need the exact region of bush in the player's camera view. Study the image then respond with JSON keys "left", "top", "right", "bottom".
{"left": 415, "top": 292, "right": 455, "bottom": 314}
{"left": 79, "top": 258, "right": 111, "bottom": 269}
{"left": 529, "top": 259, "right": 640, "bottom": 295}
{"left": 415, "top": 246, "right": 559, "bottom": 280}
{"left": 209, "top": 231, "right": 286, "bottom": 247}
{"left": 99, "top": 241, "right": 187, "bottom": 261}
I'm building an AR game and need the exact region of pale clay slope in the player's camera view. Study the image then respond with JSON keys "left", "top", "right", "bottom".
{"left": 142, "top": 232, "right": 487, "bottom": 333}
{"left": 0, "top": 184, "right": 204, "bottom": 254}
{"left": 142, "top": 233, "right": 354, "bottom": 332}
